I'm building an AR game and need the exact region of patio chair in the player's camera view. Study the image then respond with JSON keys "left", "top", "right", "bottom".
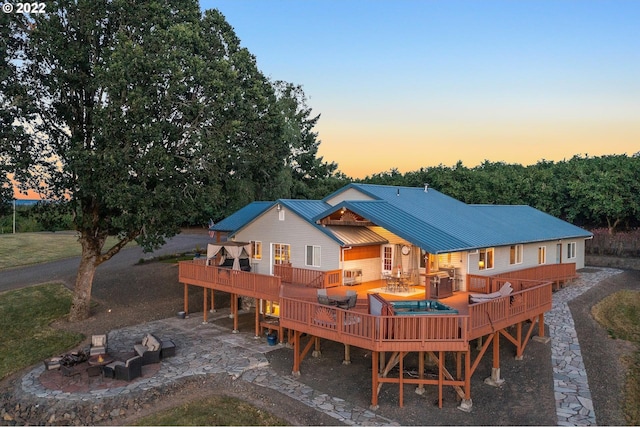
{"left": 134, "top": 333, "right": 162, "bottom": 365}
{"left": 385, "top": 274, "right": 399, "bottom": 292}
{"left": 109, "top": 355, "right": 143, "bottom": 381}
{"left": 89, "top": 334, "right": 107, "bottom": 356}
{"left": 317, "top": 288, "right": 331, "bottom": 305}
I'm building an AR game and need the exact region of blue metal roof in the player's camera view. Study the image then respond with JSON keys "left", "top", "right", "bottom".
{"left": 212, "top": 184, "right": 592, "bottom": 253}
{"left": 210, "top": 201, "right": 272, "bottom": 233}
{"left": 314, "top": 184, "right": 592, "bottom": 253}
{"left": 278, "top": 199, "right": 331, "bottom": 220}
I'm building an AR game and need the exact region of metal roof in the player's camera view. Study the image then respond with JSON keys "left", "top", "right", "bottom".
{"left": 324, "top": 226, "right": 388, "bottom": 247}
{"left": 313, "top": 184, "right": 592, "bottom": 253}
{"left": 211, "top": 184, "right": 592, "bottom": 253}
{"left": 210, "top": 201, "right": 272, "bottom": 233}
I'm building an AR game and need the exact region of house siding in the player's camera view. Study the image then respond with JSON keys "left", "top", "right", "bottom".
{"left": 325, "top": 187, "right": 374, "bottom": 206}
{"left": 234, "top": 206, "right": 341, "bottom": 275}
{"left": 465, "top": 238, "right": 588, "bottom": 277}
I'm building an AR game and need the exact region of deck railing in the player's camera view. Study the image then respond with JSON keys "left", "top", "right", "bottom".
{"left": 273, "top": 264, "right": 342, "bottom": 288}
{"left": 468, "top": 281, "right": 552, "bottom": 338}
{"left": 179, "top": 261, "right": 281, "bottom": 300}
{"left": 467, "top": 263, "right": 577, "bottom": 293}
{"left": 279, "top": 297, "right": 470, "bottom": 352}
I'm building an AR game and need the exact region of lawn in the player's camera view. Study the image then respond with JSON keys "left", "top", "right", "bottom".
{"left": 134, "top": 395, "right": 287, "bottom": 426}
{"left": 0, "top": 283, "right": 84, "bottom": 380}
{"left": 592, "top": 290, "right": 640, "bottom": 425}
{"left": 0, "top": 232, "right": 129, "bottom": 270}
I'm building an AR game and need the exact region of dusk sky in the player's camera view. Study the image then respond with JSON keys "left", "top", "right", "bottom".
{"left": 201, "top": 0, "right": 639, "bottom": 178}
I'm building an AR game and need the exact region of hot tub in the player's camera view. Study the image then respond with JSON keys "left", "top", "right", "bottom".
{"left": 389, "top": 299, "right": 458, "bottom": 315}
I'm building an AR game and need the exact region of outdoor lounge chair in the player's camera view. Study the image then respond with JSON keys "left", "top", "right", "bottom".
{"left": 317, "top": 289, "right": 331, "bottom": 305}
{"left": 134, "top": 333, "right": 162, "bottom": 365}
{"left": 107, "top": 355, "right": 143, "bottom": 381}
{"left": 89, "top": 334, "right": 107, "bottom": 356}
{"left": 469, "top": 282, "right": 513, "bottom": 303}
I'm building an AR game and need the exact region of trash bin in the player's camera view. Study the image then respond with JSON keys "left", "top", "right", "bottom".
{"left": 267, "top": 333, "right": 277, "bottom": 346}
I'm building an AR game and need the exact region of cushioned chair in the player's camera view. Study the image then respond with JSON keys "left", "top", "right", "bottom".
{"left": 317, "top": 289, "right": 331, "bottom": 305}
{"left": 89, "top": 334, "right": 107, "bottom": 356}
{"left": 134, "top": 333, "right": 162, "bottom": 365}
{"left": 109, "top": 355, "right": 143, "bottom": 381}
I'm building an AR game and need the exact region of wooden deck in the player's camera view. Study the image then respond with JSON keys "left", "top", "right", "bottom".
{"left": 178, "top": 261, "right": 564, "bottom": 410}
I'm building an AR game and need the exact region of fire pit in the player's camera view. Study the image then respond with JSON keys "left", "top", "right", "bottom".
{"left": 88, "top": 354, "right": 113, "bottom": 366}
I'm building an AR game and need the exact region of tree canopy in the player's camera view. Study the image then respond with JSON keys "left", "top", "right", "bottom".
{"left": 0, "top": 0, "right": 342, "bottom": 319}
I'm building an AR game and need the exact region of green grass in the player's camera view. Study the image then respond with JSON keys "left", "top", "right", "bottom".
{"left": 592, "top": 290, "right": 640, "bottom": 425}
{"left": 0, "top": 283, "right": 84, "bottom": 380}
{"left": 133, "top": 395, "right": 288, "bottom": 426}
{"left": 0, "top": 232, "right": 130, "bottom": 270}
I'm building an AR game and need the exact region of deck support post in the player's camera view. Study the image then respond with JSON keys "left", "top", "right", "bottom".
{"left": 484, "top": 331, "right": 504, "bottom": 387}
{"left": 292, "top": 330, "right": 301, "bottom": 376}
{"left": 415, "top": 351, "right": 425, "bottom": 395}
{"left": 210, "top": 289, "right": 216, "bottom": 312}
{"left": 202, "top": 287, "right": 208, "bottom": 324}
{"left": 437, "top": 351, "right": 444, "bottom": 408}
{"left": 312, "top": 337, "right": 321, "bottom": 358}
{"left": 457, "top": 347, "right": 473, "bottom": 412}
{"left": 515, "top": 322, "right": 523, "bottom": 360}
{"left": 343, "top": 344, "right": 351, "bottom": 365}
{"left": 399, "top": 351, "right": 405, "bottom": 407}
{"left": 231, "top": 293, "right": 239, "bottom": 333}
{"left": 538, "top": 313, "right": 545, "bottom": 337}
{"left": 254, "top": 298, "right": 260, "bottom": 339}
{"left": 183, "top": 283, "right": 189, "bottom": 314}
{"left": 370, "top": 351, "right": 379, "bottom": 410}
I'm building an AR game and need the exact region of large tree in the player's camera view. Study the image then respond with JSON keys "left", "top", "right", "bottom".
{"left": 2, "top": 1, "right": 290, "bottom": 320}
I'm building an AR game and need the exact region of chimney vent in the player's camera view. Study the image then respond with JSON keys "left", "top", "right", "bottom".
{"left": 424, "top": 183, "right": 429, "bottom": 192}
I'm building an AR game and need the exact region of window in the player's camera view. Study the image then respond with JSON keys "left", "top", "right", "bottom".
{"left": 510, "top": 245, "right": 523, "bottom": 265}
{"left": 305, "top": 245, "right": 321, "bottom": 267}
{"left": 382, "top": 245, "right": 394, "bottom": 273}
{"left": 479, "top": 248, "right": 494, "bottom": 270}
{"left": 538, "top": 246, "right": 546, "bottom": 264}
{"left": 250, "top": 241, "right": 262, "bottom": 260}
{"left": 567, "top": 242, "right": 576, "bottom": 259}
{"left": 272, "top": 243, "right": 290, "bottom": 265}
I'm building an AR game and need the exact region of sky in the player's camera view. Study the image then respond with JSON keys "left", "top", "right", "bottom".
{"left": 200, "top": 0, "right": 640, "bottom": 178}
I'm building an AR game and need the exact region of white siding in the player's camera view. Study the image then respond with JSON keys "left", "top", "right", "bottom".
{"left": 234, "top": 205, "right": 341, "bottom": 274}
{"left": 465, "top": 238, "right": 588, "bottom": 277}
{"left": 343, "top": 258, "right": 380, "bottom": 283}
{"left": 325, "top": 188, "right": 374, "bottom": 206}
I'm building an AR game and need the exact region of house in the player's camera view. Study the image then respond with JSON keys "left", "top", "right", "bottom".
{"left": 210, "top": 183, "right": 592, "bottom": 291}
{"left": 183, "top": 183, "right": 591, "bottom": 410}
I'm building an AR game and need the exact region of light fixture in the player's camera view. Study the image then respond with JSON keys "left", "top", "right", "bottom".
{"left": 276, "top": 204, "right": 281, "bottom": 211}
{"left": 478, "top": 260, "right": 485, "bottom": 269}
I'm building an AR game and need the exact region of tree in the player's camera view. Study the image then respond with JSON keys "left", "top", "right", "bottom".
{"left": 272, "top": 81, "right": 344, "bottom": 200}
{"left": 566, "top": 154, "right": 640, "bottom": 233}
{"left": 2, "top": 1, "right": 290, "bottom": 320}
